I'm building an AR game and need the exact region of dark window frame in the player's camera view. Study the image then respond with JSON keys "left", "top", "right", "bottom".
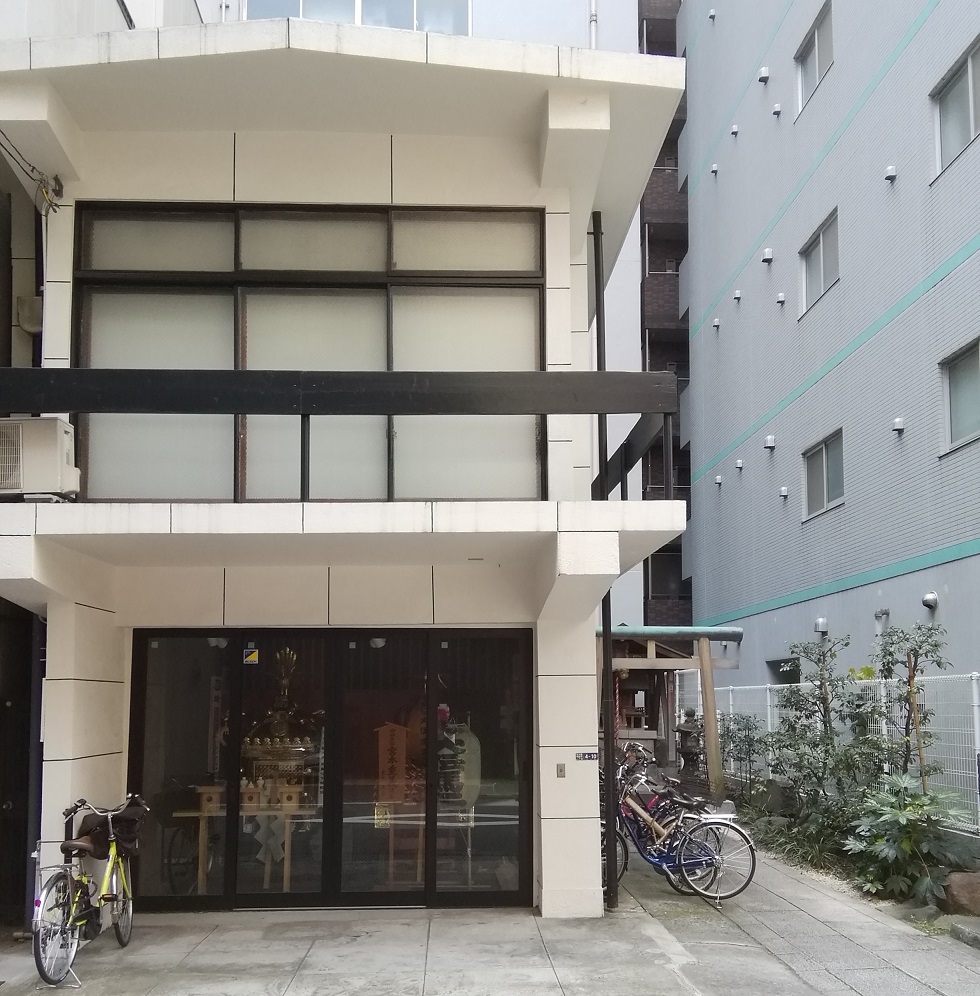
{"left": 72, "top": 202, "right": 547, "bottom": 503}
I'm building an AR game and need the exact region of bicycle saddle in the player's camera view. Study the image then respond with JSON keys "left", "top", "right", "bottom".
{"left": 60, "top": 835, "right": 97, "bottom": 857}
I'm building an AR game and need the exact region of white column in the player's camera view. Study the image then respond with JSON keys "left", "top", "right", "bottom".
{"left": 40, "top": 599, "right": 128, "bottom": 865}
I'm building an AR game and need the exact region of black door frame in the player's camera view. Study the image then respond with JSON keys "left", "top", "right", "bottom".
{"left": 128, "top": 627, "right": 533, "bottom": 911}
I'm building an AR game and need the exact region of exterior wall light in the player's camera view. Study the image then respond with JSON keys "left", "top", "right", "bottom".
{"left": 922, "top": 591, "right": 939, "bottom": 610}
{"left": 736, "top": 459, "right": 743, "bottom": 470}
{"left": 708, "top": 9, "right": 716, "bottom": 20}
{"left": 758, "top": 67, "right": 770, "bottom": 84}
{"left": 762, "top": 248, "right": 773, "bottom": 263}
{"left": 772, "top": 104, "right": 782, "bottom": 117}
{"left": 764, "top": 435, "right": 776, "bottom": 450}
{"left": 892, "top": 418, "right": 905, "bottom": 433}
{"left": 814, "top": 617, "right": 829, "bottom": 636}
{"left": 711, "top": 163, "right": 719, "bottom": 175}
{"left": 733, "top": 289, "right": 742, "bottom": 301}
{"left": 731, "top": 124, "right": 739, "bottom": 136}
{"left": 776, "top": 293, "right": 786, "bottom": 305}
{"left": 712, "top": 318, "right": 721, "bottom": 330}
{"left": 715, "top": 475, "right": 723, "bottom": 486}
{"left": 779, "top": 487, "right": 789, "bottom": 498}
{"left": 885, "top": 166, "right": 898, "bottom": 182}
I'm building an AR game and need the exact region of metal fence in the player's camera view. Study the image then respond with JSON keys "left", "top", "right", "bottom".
{"left": 676, "top": 670, "right": 980, "bottom": 833}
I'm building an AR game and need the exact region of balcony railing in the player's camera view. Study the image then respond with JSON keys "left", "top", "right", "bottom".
{"left": 642, "top": 271, "right": 683, "bottom": 329}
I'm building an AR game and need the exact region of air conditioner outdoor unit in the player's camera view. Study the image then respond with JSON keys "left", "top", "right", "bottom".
{"left": 0, "top": 418, "right": 80, "bottom": 497}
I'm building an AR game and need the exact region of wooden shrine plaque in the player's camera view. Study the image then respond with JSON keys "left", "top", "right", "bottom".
{"left": 377, "top": 722, "right": 409, "bottom": 805}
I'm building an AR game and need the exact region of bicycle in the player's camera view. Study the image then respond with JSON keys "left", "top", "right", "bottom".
{"left": 32, "top": 795, "right": 148, "bottom": 986}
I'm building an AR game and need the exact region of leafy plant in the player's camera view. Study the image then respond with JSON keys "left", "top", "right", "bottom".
{"left": 871, "top": 624, "right": 951, "bottom": 788}
{"left": 720, "top": 712, "right": 766, "bottom": 798}
{"left": 844, "top": 773, "right": 972, "bottom": 902}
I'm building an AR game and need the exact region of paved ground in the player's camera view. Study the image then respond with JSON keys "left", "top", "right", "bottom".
{"left": 1, "top": 854, "right": 979, "bottom": 995}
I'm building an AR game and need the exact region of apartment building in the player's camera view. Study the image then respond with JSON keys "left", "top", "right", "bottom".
{"left": 0, "top": 1, "right": 684, "bottom": 921}
{"left": 679, "top": 0, "right": 980, "bottom": 679}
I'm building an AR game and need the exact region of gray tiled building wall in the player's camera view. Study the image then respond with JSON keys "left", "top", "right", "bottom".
{"left": 678, "top": 0, "right": 980, "bottom": 676}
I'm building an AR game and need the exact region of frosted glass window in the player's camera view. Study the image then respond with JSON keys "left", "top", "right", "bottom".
{"left": 85, "top": 292, "right": 234, "bottom": 369}
{"left": 939, "top": 67, "right": 971, "bottom": 168}
{"left": 800, "top": 40, "right": 817, "bottom": 104}
{"left": 304, "top": 0, "right": 355, "bottom": 21}
{"left": 821, "top": 215, "right": 839, "bottom": 287}
{"left": 805, "top": 432, "right": 843, "bottom": 517}
{"left": 417, "top": 0, "right": 468, "bottom": 34}
{"left": 243, "top": 291, "right": 386, "bottom": 370}
{"left": 86, "top": 414, "right": 234, "bottom": 500}
{"left": 392, "top": 288, "right": 538, "bottom": 372}
{"left": 244, "top": 415, "right": 301, "bottom": 500}
{"left": 816, "top": 10, "right": 833, "bottom": 73}
{"left": 974, "top": 49, "right": 980, "bottom": 136}
{"left": 802, "top": 213, "right": 839, "bottom": 310}
{"left": 310, "top": 416, "right": 388, "bottom": 499}
{"left": 362, "top": 0, "right": 413, "bottom": 29}
{"left": 798, "top": 5, "right": 832, "bottom": 108}
{"left": 392, "top": 211, "right": 540, "bottom": 272}
{"left": 949, "top": 345, "right": 980, "bottom": 445}
{"left": 825, "top": 432, "right": 843, "bottom": 503}
{"left": 83, "top": 216, "right": 234, "bottom": 271}
{"left": 394, "top": 415, "right": 538, "bottom": 499}
{"left": 240, "top": 214, "right": 387, "bottom": 271}
{"left": 247, "top": 0, "right": 300, "bottom": 16}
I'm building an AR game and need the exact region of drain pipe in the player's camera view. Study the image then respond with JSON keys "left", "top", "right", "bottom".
{"left": 589, "top": 0, "right": 598, "bottom": 49}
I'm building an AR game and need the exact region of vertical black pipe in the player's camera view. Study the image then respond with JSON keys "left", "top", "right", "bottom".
{"left": 300, "top": 413, "right": 311, "bottom": 501}
{"left": 663, "top": 413, "right": 674, "bottom": 500}
{"left": 592, "top": 210, "right": 617, "bottom": 909}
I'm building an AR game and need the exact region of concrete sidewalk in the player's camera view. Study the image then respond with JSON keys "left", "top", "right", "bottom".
{"left": 0, "top": 855, "right": 978, "bottom": 995}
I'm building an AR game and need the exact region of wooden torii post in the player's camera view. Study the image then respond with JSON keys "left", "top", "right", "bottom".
{"left": 596, "top": 625, "right": 743, "bottom": 801}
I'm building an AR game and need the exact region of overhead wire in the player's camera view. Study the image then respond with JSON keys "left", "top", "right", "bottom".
{"left": 0, "top": 126, "right": 62, "bottom": 215}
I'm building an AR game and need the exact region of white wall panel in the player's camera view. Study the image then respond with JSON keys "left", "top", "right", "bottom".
{"left": 329, "top": 565, "right": 433, "bottom": 624}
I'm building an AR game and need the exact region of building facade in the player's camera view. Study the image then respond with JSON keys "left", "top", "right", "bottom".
{"left": 679, "top": 0, "right": 980, "bottom": 678}
{"left": 0, "top": 2, "right": 684, "bottom": 920}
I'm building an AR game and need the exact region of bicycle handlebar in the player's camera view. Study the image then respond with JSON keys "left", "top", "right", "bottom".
{"left": 62, "top": 793, "right": 149, "bottom": 820}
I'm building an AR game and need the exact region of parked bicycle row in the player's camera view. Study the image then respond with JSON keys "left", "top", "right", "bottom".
{"left": 601, "top": 741, "right": 756, "bottom": 905}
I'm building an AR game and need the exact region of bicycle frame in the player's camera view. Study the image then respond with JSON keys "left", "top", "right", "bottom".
{"left": 618, "top": 792, "right": 714, "bottom": 880}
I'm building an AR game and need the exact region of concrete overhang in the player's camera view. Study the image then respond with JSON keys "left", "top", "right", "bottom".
{"left": 0, "top": 18, "right": 684, "bottom": 279}
{"left": 0, "top": 499, "right": 686, "bottom": 618}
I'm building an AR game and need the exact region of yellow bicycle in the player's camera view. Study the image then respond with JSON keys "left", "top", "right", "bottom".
{"left": 32, "top": 795, "right": 148, "bottom": 986}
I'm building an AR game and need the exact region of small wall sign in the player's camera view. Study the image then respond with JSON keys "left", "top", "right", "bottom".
{"left": 575, "top": 752, "right": 599, "bottom": 761}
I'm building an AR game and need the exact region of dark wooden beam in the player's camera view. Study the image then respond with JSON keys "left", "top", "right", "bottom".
{"left": 0, "top": 368, "right": 677, "bottom": 417}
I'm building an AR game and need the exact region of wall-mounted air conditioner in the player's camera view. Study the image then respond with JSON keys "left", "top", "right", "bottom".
{"left": 0, "top": 418, "right": 80, "bottom": 497}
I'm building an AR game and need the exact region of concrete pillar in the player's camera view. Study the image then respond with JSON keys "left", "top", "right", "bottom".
{"left": 534, "top": 616, "right": 603, "bottom": 918}
{"left": 39, "top": 599, "right": 128, "bottom": 864}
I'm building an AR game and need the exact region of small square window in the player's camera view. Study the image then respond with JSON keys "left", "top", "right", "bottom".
{"left": 797, "top": 4, "right": 833, "bottom": 108}
{"left": 801, "top": 211, "right": 839, "bottom": 310}
{"left": 804, "top": 431, "right": 843, "bottom": 517}
{"left": 945, "top": 342, "right": 980, "bottom": 446}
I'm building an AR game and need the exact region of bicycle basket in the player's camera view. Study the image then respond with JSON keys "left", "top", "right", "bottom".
{"left": 113, "top": 803, "right": 147, "bottom": 857}
{"left": 75, "top": 813, "right": 111, "bottom": 861}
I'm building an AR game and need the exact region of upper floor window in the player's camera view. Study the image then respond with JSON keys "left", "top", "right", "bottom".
{"left": 945, "top": 341, "right": 980, "bottom": 447}
{"left": 801, "top": 211, "right": 839, "bottom": 311}
{"left": 805, "top": 430, "right": 843, "bottom": 518}
{"left": 936, "top": 42, "right": 980, "bottom": 170}
{"left": 244, "top": 0, "right": 471, "bottom": 35}
{"left": 797, "top": 4, "right": 833, "bottom": 110}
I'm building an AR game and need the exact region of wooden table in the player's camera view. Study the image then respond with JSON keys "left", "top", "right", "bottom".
{"left": 173, "top": 806, "right": 317, "bottom": 895}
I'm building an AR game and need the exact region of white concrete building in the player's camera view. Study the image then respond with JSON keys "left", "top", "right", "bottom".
{"left": 0, "top": 3, "right": 684, "bottom": 919}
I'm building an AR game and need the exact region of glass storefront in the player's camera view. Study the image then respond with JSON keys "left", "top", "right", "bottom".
{"left": 129, "top": 629, "right": 531, "bottom": 909}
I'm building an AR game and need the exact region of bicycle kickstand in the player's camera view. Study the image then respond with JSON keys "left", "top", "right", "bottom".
{"left": 35, "top": 965, "right": 82, "bottom": 990}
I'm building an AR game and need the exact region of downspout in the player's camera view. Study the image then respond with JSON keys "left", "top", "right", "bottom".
{"left": 589, "top": 0, "right": 598, "bottom": 49}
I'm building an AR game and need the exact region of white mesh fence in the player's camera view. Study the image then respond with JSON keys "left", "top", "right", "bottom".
{"left": 682, "top": 672, "right": 980, "bottom": 833}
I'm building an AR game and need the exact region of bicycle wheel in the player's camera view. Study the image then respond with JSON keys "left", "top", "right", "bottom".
{"left": 111, "top": 857, "right": 133, "bottom": 947}
{"left": 660, "top": 815, "right": 719, "bottom": 896}
{"left": 166, "top": 826, "right": 197, "bottom": 895}
{"left": 33, "top": 871, "right": 80, "bottom": 986}
{"left": 677, "top": 820, "right": 756, "bottom": 901}
{"left": 600, "top": 824, "right": 628, "bottom": 886}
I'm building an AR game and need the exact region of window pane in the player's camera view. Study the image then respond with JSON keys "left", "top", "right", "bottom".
{"left": 82, "top": 215, "right": 234, "bottom": 271}
{"left": 240, "top": 214, "right": 387, "bottom": 271}
{"left": 417, "top": 0, "right": 468, "bottom": 35}
{"left": 87, "top": 414, "right": 234, "bottom": 500}
{"left": 949, "top": 346, "right": 980, "bottom": 444}
{"left": 393, "top": 415, "right": 538, "bottom": 499}
{"left": 816, "top": 10, "right": 833, "bottom": 77}
{"left": 303, "top": 0, "right": 354, "bottom": 21}
{"left": 244, "top": 415, "right": 301, "bottom": 500}
{"left": 800, "top": 40, "right": 817, "bottom": 103}
{"left": 392, "top": 288, "right": 539, "bottom": 372}
{"left": 362, "top": 0, "right": 413, "bottom": 29}
{"left": 310, "top": 416, "right": 388, "bottom": 500}
{"left": 940, "top": 67, "right": 971, "bottom": 167}
{"left": 825, "top": 433, "right": 843, "bottom": 503}
{"left": 392, "top": 211, "right": 540, "bottom": 272}
{"left": 85, "top": 292, "right": 234, "bottom": 369}
{"left": 243, "top": 291, "right": 387, "bottom": 370}
{"left": 804, "top": 241, "right": 822, "bottom": 308}
{"left": 247, "top": 0, "right": 300, "bottom": 16}
{"left": 821, "top": 215, "right": 839, "bottom": 288}
{"left": 974, "top": 48, "right": 980, "bottom": 137}
{"left": 805, "top": 448, "right": 825, "bottom": 516}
